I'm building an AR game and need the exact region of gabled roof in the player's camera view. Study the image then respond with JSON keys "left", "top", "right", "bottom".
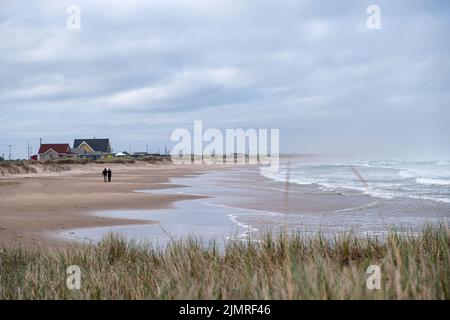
{"left": 38, "top": 144, "right": 71, "bottom": 154}
{"left": 73, "top": 139, "right": 111, "bottom": 153}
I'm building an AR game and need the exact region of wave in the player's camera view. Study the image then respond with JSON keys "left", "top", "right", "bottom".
{"left": 226, "top": 214, "right": 259, "bottom": 241}
{"left": 416, "top": 178, "right": 450, "bottom": 186}
{"left": 206, "top": 202, "right": 284, "bottom": 217}
{"left": 332, "top": 200, "right": 381, "bottom": 213}
{"left": 260, "top": 160, "right": 450, "bottom": 205}
{"left": 398, "top": 170, "right": 414, "bottom": 179}
{"left": 408, "top": 195, "right": 450, "bottom": 204}
{"left": 263, "top": 171, "right": 396, "bottom": 200}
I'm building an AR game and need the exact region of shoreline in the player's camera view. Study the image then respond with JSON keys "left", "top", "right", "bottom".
{"left": 53, "top": 165, "right": 450, "bottom": 248}
{"left": 0, "top": 162, "right": 211, "bottom": 248}
{"left": 2, "top": 160, "right": 449, "bottom": 249}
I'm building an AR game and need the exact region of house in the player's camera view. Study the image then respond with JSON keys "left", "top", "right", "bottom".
{"left": 73, "top": 138, "right": 112, "bottom": 160}
{"left": 38, "top": 144, "right": 74, "bottom": 161}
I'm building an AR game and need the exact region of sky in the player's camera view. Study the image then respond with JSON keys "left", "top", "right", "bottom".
{"left": 0, "top": 0, "right": 449, "bottom": 159}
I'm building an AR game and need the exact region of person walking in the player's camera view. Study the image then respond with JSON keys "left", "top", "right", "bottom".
{"left": 107, "top": 169, "right": 112, "bottom": 183}
{"left": 102, "top": 168, "right": 108, "bottom": 183}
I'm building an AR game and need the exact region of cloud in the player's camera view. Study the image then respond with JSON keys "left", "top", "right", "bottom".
{"left": 0, "top": 0, "right": 449, "bottom": 158}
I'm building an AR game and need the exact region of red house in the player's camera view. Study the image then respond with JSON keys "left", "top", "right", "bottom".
{"left": 38, "top": 144, "right": 73, "bottom": 161}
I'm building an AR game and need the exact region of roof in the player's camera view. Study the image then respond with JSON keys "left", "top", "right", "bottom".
{"left": 73, "top": 139, "right": 111, "bottom": 153}
{"left": 38, "top": 144, "right": 71, "bottom": 154}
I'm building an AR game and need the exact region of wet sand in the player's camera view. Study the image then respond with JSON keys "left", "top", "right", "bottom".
{"left": 54, "top": 165, "right": 450, "bottom": 248}
{"left": 2, "top": 161, "right": 449, "bottom": 249}
{"left": 0, "top": 162, "right": 209, "bottom": 247}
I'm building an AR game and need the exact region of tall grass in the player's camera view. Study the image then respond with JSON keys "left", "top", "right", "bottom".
{"left": 0, "top": 225, "right": 448, "bottom": 299}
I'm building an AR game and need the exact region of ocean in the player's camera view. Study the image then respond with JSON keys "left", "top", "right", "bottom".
{"left": 54, "top": 159, "right": 450, "bottom": 247}
{"left": 261, "top": 159, "right": 450, "bottom": 204}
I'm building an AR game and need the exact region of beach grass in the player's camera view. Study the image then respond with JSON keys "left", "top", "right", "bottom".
{"left": 0, "top": 224, "right": 448, "bottom": 299}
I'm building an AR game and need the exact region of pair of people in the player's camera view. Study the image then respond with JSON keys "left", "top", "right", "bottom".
{"left": 102, "top": 168, "right": 112, "bottom": 183}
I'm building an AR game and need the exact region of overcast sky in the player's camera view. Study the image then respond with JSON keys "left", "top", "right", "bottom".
{"left": 0, "top": 0, "right": 449, "bottom": 159}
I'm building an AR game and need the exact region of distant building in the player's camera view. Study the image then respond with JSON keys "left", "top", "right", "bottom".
{"left": 132, "top": 152, "right": 148, "bottom": 158}
{"left": 38, "top": 144, "right": 74, "bottom": 161}
{"left": 72, "top": 138, "right": 112, "bottom": 160}
{"left": 114, "top": 152, "right": 127, "bottom": 157}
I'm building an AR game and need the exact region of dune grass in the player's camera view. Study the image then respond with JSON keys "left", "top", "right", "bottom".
{"left": 0, "top": 225, "right": 448, "bottom": 300}
{"left": 0, "top": 162, "right": 38, "bottom": 176}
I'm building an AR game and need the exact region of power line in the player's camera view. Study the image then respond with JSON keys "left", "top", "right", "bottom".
{"left": 0, "top": 138, "right": 41, "bottom": 144}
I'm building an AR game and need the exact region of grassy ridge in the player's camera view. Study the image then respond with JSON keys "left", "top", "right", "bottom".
{"left": 0, "top": 225, "right": 449, "bottom": 299}
{"left": 0, "top": 162, "right": 38, "bottom": 176}
{"left": 0, "top": 156, "right": 172, "bottom": 176}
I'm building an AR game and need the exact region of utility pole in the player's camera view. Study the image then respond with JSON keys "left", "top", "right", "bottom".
{"left": 8, "top": 144, "right": 13, "bottom": 161}
{"left": 27, "top": 141, "right": 30, "bottom": 159}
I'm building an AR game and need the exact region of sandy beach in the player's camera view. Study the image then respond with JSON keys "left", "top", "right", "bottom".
{"left": 43, "top": 160, "right": 449, "bottom": 249}
{"left": 2, "top": 159, "right": 449, "bottom": 248}
{"left": 1, "top": 161, "right": 449, "bottom": 301}
{"left": 0, "top": 163, "right": 207, "bottom": 247}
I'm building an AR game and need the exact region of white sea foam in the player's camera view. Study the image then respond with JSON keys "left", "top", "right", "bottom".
{"left": 416, "top": 178, "right": 450, "bottom": 186}
{"left": 226, "top": 214, "right": 259, "bottom": 240}
{"left": 408, "top": 195, "right": 450, "bottom": 204}
{"left": 361, "top": 188, "right": 396, "bottom": 199}
{"left": 399, "top": 170, "right": 414, "bottom": 179}
{"left": 207, "top": 202, "right": 284, "bottom": 217}
{"left": 261, "top": 159, "right": 450, "bottom": 204}
{"left": 333, "top": 200, "right": 381, "bottom": 213}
